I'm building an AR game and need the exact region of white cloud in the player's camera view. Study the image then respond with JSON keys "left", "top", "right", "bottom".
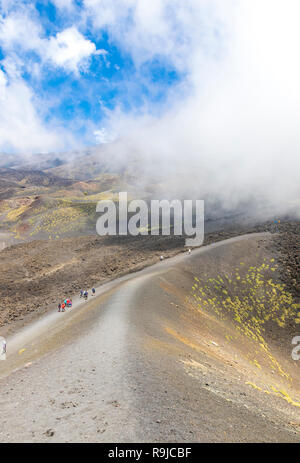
{"left": 47, "top": 27, "right": 96, "bottom": 74}
{"left": 0, "top": 68, "right": 7, "bottom": 99}
{"left": 0, "top": 11, "right": 98, "bottom": 74}
{"left": 0, "top": 68, "right": 73, "bottom": 153}
{"left": 94, "top": 128, "right": 116, "bottom": 144}
{"left": 0, "top": 0, "right": 19, "bottom": 14}
{"left": 83, "top": 0, "right": 230, "bottom": 70}
{"left": 0, "top": 10, "right": 43, "bottom": 52}
{"left": 91, "top": 0, "right": 300, "bottom": 212}
{"left": 51, "top": 0, "right": 74, "bottom": 10}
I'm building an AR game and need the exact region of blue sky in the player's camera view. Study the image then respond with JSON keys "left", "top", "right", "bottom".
{"left": 0, "top": 0, "right": 201, "bottom": 153}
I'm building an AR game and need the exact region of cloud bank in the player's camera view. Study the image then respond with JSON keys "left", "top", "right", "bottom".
{"left": 88, "top": 0, "right": 300, "bottom": 211}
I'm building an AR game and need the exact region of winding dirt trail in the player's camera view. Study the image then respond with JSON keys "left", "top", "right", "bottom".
{"left": 0, "top": 233, "right": 299, "bottom": 442}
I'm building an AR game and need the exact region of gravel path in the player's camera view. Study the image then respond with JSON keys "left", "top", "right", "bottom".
{"left": 0, "top": 233, "right": 299, "bottom": 442}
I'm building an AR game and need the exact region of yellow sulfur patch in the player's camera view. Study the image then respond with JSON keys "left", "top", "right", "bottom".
{"left": 246, "top": 382, "right": 300, "bottom": 408}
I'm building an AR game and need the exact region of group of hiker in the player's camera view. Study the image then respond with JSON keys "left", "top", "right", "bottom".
{"left": 57, "top": 248, "right": 194, "bottom": 313}
{"left": 80, "top": 288, "right": 96, "bottom": 300}
{"left": 58, "top": 298, "right": 72, "bottom": 312}
{"left": 58, "top": 288, "right": 96, "bottom": 312}
{"left": 57, "top": 249, "right": 193, "bottom": 313}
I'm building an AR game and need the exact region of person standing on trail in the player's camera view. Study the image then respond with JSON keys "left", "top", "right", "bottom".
{"left": 84, "top": 291, "right": 88, "bottom": 300}
{"left": 61, "top": 302, "right": 66, "bottom": 312}
{"left": 2, "top": 339, "right": 6, "bottom": 355}
{"left": 92, "top": 288, "right": 95, "bottom": 296}
{"left": 58, "top": 302, "right": 61, "bottom": 312}
{"left": 80, "top": 289, "right": 83, "bottom": 298}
